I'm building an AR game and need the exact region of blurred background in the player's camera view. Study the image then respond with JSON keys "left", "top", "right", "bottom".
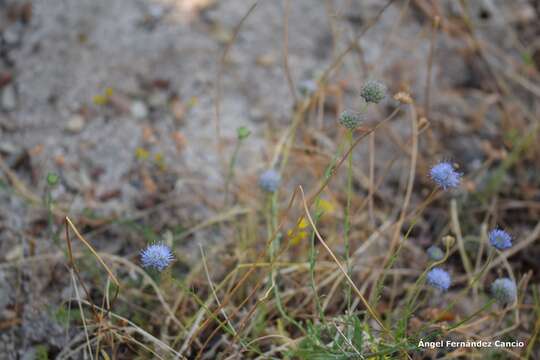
{"left": 1, "top": 0, "right": 540, "bottom": 358}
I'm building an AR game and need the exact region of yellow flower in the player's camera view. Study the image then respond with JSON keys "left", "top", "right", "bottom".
{"left": 317, "top": 199, "right": 335, "bottom": 214}
{"left": 288, "top": 217, "right": 310, "bottom": 245}
{"left": 187, "top": 96, "right": 198, "bottom": 108}
{"left": 288, "top": 229, "right": 308, "bottom": 245}
{"left": 135, "top": 147, "right": 149, "bottom": 160}
{"left": 93, "top": 87, "right": 113, "bottom": 105}
{"left": 154, "top": 153, "right": 166, "bottom": 170}
{"left": 93, "top": 94, "right": 108, "bottom": 106}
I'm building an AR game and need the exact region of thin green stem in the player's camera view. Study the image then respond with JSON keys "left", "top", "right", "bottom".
{"left": 224, "top": 140, "right": 242, "bottom": 205}
{"left": 267, "top": 192, "right": 304, "bottom": 333}
{"left": 344, "top": 129, "right": 354, "bottom": 312}
{"left": 447, "top": 300, "right": 494, "bottom": 332}
{"left": 44, "top": 186, "right": 61, "bottom": 248}
{"left": 308, "top": 204, "right": 323, "bottom": 321}
{"left": 412, "top": 251, "right": 496, "bottom": 339}
{"left": 371, "top": 189, "right": 438, "bottom": 307}
{"left": 396, "top": 241, "right": 452, "bottom": 338}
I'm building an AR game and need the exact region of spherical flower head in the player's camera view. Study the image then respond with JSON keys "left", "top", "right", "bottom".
{"left": 491, "top": 278, "right": 517, "bottom": 305}
{"left": 339, "top": 110, "right": 362, "bottom": 130}
{"left": 259, "top": 169, "right": 281, "bottom": 193}
{"left": 140, "top": 243, "right": 174, "bottom": 271}
{"left": 426, "top": 267, "right": 451, "bottom": 292}
{"left": 298, "top": 79, "right": 318, "bottom": 97}
{"left": 360, "top": 80, "right": 386, "bottom": 104}
{"left": 489, "top": 229, "right": 512, "bottom": 250}
{"left": 429, "top": 162, "right": 462, "bottom": 190}
{"left": 427, "top": 245, "right": 444, "bottom": 261}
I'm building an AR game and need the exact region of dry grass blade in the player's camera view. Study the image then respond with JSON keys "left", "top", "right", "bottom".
{"left": 282, "top": 0, "right": 297, "bottom": 103}
{"left": 319, "top": 0, "right": 395, "bottom": 84}
{"left": 450, "top": 199, "right": 473, "bottom": 280}
{"left": 99, "top": 253, "right": 184, "bottom": 329}
{"left": 78, "top": 300, "right": 185, "bottom": 359}
{"left": 297, "top": 186, "right": 385, "bottom": 333}
{"left": 66, "top": 217, "right": 120, "bottom": 287}
{"left": 69, "top": 268, "right": 95, "bottom": 360}
{"left": 214, "top": 2, "right": 258, "bottom": 154}
{"left": 299, "top": 184, "right": 414, "bottom": 359}
{"left": 175, "top": 207, "right": 250, "bottom": 242}
{"left": 200, "top": 244, "right": 238, "bottom": 337}
{"left": 376, "top": 102, "right": 418, "bottom": 292}
{"left": 185, "top": 110, "right": 401, "bottom": 350}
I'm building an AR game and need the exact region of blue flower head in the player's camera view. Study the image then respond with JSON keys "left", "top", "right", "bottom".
{"left": 491, "top": 278, "right": 517, "bottom": 305}
{"left": 427, "top": 245, "right": 444, "bottom": 261}
{"left": 429, "top": 162, "right": 462, "bottom": 190}
{"left": 140, "top": 243, "right": 174, "bottom": 271}
{"left": 360, "top": 80, "right": 386, "bottom": 104}
{"left": 298, "top": 79, "right": 318, "bottom": 97}
{"left": 259, "top": 169, "right": 281, "bottom": 193}
{"left": 489, "top": 229, "right": 512, "bottom": 250}
{"left": 426, "top": 267, "right": 451, "bottom": 292}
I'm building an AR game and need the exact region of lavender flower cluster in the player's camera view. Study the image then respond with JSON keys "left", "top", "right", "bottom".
{"left": 423, "top": 160, "right": 517, "bottom": 306}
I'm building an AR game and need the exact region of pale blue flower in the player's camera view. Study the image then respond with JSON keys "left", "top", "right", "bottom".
{"left": 430, "top": 162, "right": 462, "bottom": 190}
{"left": 491, "top": 278, "right": 517, "bottom": 305}
{"left": 141, "top": 243, "right": 174, "bottom": 271}
{"left": 426, "top": 267, "right": 451, "bottom": 292}
{"left": 259, "top": 169, "right": 281, "bottom": 193}
{"left": 489, "top": 229, "right": 512, "bottom": 250}
{"left": 427, "top": 245, "right": 444, "bottom": 261}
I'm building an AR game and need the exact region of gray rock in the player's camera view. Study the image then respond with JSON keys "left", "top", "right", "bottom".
{"left": 20, "top": 347, "right": 38, "bottom": 360}
{"left": 1, "top": 85, "right": 17, "bottom": 111}
{"left": 3, "top": 24, "right": 23, "bottom": 46}
{"left": 147, "top": 4, "right": 165, "bottom": 19}
{"left": 130, "top": 101, "right": 149, "bottom": 119}
{"left": 249, "top": 105, "right": 266, "bottom": 124}
{"left": 0, "top": 141, "right": 18, "bottom": 154}
{"left": 21, "top": 312, "right": 65, "bottom": 348}
{"left": 0, "top": 272, "right": 13, "bottom": 311}
{"left": 148, "top": 92, "right": 168, "bottom": 108}
{"left": 64, "top": 115, "right": 85, "bottom": 133}
{"left": 0, "top": 333, "right": 16, "bottom": 359}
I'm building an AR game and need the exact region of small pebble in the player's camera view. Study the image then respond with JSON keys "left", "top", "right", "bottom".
{"left": 0, "top": 141, "right": 18, "bottom": 154}
{"left": 1, "top": 85, "right": 17, "bottom": 111}
{"left": 2, "top": 24, "right": 22, "bottom": 46}
{"left": 148, "top": 92, "right": 168, "bottom": 107}
{"left": 131, "top": 101, "right": 149, "bottom": 119}
{"left": 148, "top": 4, "right": 165, "bottom": 19}
{"left": 249, "top": 106, "right": 266, "bottom": 123}
{"left": 211, "top": 24, "right": 233, "bottom": 44}
{"left": 256, "top": 53, "right": 277, "bottom": 67}
{"left": 5, "top": 245, "right": 23, "bottom": 262}
{"left": 170, "top": 99, "right": 185, "bottom": 122}
{"left": 298, "top": 79, "right": 318, "bottom": 96}
{"left": 65, "top": 115, "right": 85, "bottom": 133}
